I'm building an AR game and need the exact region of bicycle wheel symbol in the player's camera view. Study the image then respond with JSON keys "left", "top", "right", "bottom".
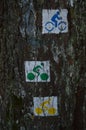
{"left": 27, "top": 72, "right": 35, "bottom": 80}
{"left": 45, "top": 21, "right": 67, "bottom": 32}
{"left": 40, "top": 73, "right": 49, "bottom": 80}
{"left": 58, "top": 21, "right": 66, "bottom": 31}
{"left": 35, "top": 107, "right": 56, "bottom": 115}
{"left": 45, "top": 21, "right": 55, "bottom": 32}
{"left": 27, "top": 72, "right": 49, "bottom": 81}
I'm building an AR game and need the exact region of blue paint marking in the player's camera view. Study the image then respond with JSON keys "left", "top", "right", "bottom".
{"left": 45, "top": 22, "right": 55, "bottom": 32}
{"left": 45, "top": 11, "right": 67, "bottom": 32}
{"left": 51, "top": 11, "right": 62, "bottom": 27}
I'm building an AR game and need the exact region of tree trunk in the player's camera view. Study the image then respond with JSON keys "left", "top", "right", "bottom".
{"left": 0, "top": 0, "right": 86, "bottom": 130}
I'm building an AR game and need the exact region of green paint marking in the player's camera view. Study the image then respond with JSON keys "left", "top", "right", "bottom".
{"left": 27, "top": 63, "right": 49, "bottom": 81}
{"left": 40, "top": 73, "right": 48, "bottom": 80}
{"left": 27, "top": 73, "right": 35, "bottom": 80}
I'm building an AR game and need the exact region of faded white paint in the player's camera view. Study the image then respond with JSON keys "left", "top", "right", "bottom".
{"left": 69, "top": 0, "right": 74, "bottom": 7}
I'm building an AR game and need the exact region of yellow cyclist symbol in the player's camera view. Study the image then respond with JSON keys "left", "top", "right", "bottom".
{"left": 35, "top": 98, "right": 57, "bottom": 115}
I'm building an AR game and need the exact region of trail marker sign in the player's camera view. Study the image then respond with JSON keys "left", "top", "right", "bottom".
{"left": 24, "top": 61, "right": 50, "bottom": 82}
{"left": 33, "top": 96, "right": 58, "bottom": 116}
{"left": 42, "top": 9, "right": 68, "bottom": 34}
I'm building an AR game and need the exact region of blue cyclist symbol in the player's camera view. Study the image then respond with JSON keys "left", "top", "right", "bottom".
{"left": 45, "top": 11, "right": 67, "bottom": 32}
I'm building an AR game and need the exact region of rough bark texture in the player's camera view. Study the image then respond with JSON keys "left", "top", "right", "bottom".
{"left": 0, "top": 0, "right": 86, "bottom": 130}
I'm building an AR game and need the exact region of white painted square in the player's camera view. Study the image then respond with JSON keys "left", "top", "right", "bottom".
{"left": 24, "top": 61, "right": 50, "bottom": 82}
{"left": 33, "top": 96, "right": 58, "bottom": 116}
{"left": 42, "top": 9, "right": 68, "bottom": 34}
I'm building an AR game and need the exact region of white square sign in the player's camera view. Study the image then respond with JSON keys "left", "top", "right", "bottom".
{"left": 42, "top": 9, "right": 68, "bottom": 34}
{"left": 24, "top": 61, "right": 50, "bottom": 82}
{"left": 33, "top": 96, "right": 58, "bottom": 116}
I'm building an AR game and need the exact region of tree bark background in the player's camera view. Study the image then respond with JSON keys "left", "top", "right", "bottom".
{"left": 0, "top": 0, "right": 86, "bottom": 130}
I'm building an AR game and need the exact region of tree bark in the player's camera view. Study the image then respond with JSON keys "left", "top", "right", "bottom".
{"left": 0, "top": 0, "right": 86, "bottom": 130}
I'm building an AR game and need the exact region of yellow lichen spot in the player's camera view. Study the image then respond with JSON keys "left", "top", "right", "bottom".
{"left": 48, "top": 108, "right": 56, "bottom": 115}
{"left": 35, "top": 108, "right": 43, "bottom": 115}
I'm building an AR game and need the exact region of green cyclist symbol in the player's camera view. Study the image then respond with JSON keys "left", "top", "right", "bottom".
{"left": 27, "top": 63, "right": 49, "bottom": 81}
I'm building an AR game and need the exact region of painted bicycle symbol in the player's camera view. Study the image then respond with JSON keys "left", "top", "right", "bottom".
{"left": 35, "top": 98, "right": 57, "bottom": 115}
{"left": 45, "top": 11, "right": 67, "bottom": 32}
{"left": 27, "top": 63, "right": 49, "bottom": 81}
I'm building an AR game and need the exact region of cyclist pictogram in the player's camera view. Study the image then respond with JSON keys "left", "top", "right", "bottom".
{"left": 27, "top": 63, "right": 49, "bottom": 81}
{"left": 35, "top": 98, "right": 57, "bottom": 116}
{"left": 34, "top": 96, "right": 58, "bottom": 116}
{"left": 45, "top": 11, "right": 67, "bottom": 32}
{"left": 42, "top": 9, "right": 68, "bottom": 34}
{"left": 25, "top": 61, "right": 50, "bottom": 82}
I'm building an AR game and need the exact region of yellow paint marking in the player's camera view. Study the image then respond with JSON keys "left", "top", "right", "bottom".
{"left": 48, "top": 107, "right": 56, "bottom": 115}
{"left": 35, "top": 108, "right": 43, "bottom": 115}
